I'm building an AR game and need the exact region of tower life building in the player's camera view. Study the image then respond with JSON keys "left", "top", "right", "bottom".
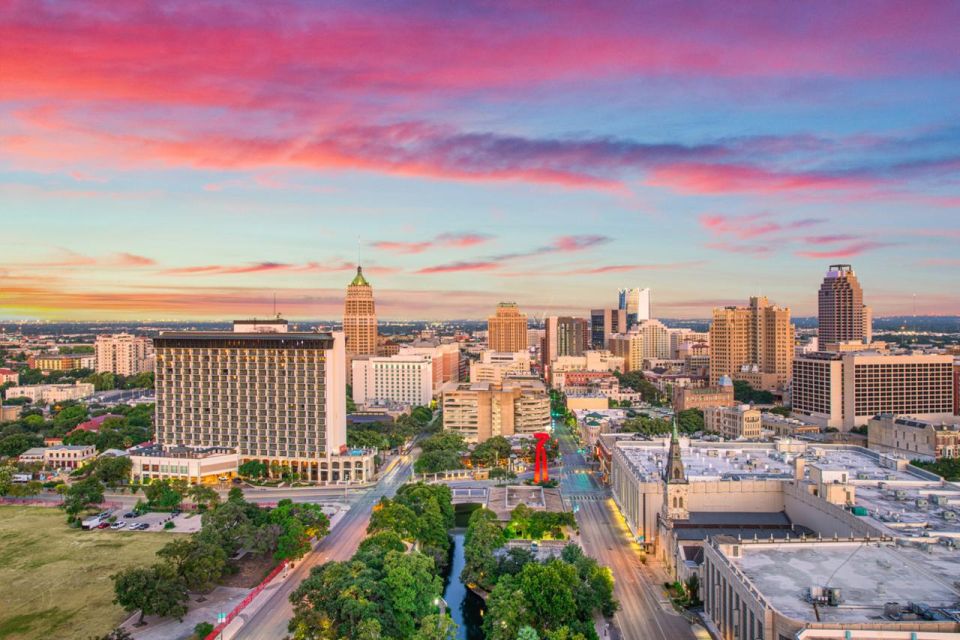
{"left": 818, "top": 264, "right": 867, "bottom": 348}
{"left": 487, "top": 303, "right": 528, "bottom": 352}
{"left": 709, "top": 296, "right": 794, "bottom": 391}
{"left": 343, "top": 266, "right": 378, "bottom": 382}
{"left": 618, "top": 287, "right": 651, "bottom": 327}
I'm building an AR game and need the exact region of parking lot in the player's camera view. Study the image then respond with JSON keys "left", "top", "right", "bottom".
{"left": 97, "top": 510, "right": 203, "bottom": 533}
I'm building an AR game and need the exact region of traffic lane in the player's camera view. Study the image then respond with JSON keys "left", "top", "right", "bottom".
{"left": 577, "top": 501, "right": 694, "bottom": 640}
{"left": 234, "top": 457, "right": 413, "bottom": 639}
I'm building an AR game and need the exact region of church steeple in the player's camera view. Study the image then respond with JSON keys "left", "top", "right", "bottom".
{"left": 665, "top": 417, "right": 686, "bottom": 484}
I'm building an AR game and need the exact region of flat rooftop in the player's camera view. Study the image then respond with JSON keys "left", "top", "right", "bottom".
{"left": 616, "top": 439, "right": 939, "bottom": 484}
{"left": 733, "top": 540, "right": 960, "bottom": 623}
{"left": 853, "top": 483, "right": 960, "bottom": 538}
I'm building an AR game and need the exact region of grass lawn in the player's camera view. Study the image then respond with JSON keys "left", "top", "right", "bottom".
{"left": 0, "top": 506, "right": 185, "bottom": 640}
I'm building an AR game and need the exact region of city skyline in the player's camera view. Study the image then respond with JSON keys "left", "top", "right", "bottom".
{"left": 2, "top": 2, "right": 959, "bottom": 321}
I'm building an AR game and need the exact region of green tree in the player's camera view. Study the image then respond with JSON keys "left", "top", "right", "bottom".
{"left": 413, "top": 614, "right": 458, "bottom": 640}
{"left": 188, "top": 484, "right": 221, "bottom": 510}
{"left": 63, "top": 476, "right": 105, "bottom": 518}
{"left": 414, "top": 449, "right": 464, "bottom": 474}
{"left": 0, "top": 465, "right": 15, "bottom": 496}
{"left": 94, "top": 456, "right": 133, "bottom": 487}
{"left": 0, "top": 432, "right": 43, "bottom": 457}
{"left": 420, "top": 432, "right": 467, "bottom": 454}
{"left": 356, "top": 619, "right": 382, "bottom": 640}
{"left": 517, "top": 627, "right": 540, "bottom": 640}
{"left": 83, "top": 372, "right": 117, "bottom": 391}
{"left": 676, "top": 409, "right": 704, "bottom": 434}
{"left": 368, "top": 498, "right": 420, "bottom": 541}
{"left": 461, "top": 508, "right": 505, "bottom": 591}
{"left": 732, "top": 380, "right": 775, "bottom": 404}
{"left": 112, "top": 564, "right": 189, "bottom": 626}
{"left": 383, "top": 550, "right": 443, "bottom": 638}
{"left": 238, "top": 459, "right": 267, "bottom": 479}
{"left": 483, "top": 574, "right": 529, "bottom": 640}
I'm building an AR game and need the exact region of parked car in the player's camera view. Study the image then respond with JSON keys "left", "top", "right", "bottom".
{"left": 110, "top": 521, "right": 126, "bottom": 530}
{"left": 123, "top": 511, "right": 137, "bottom": 519}
{"left": 132, "top": 522, "right": 150, "bottom": 530}
{"left": 96, "top": 522, "right": 110, "bottom": 529}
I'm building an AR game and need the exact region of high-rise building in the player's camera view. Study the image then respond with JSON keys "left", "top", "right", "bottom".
{"left": 351, "top": 354, "right": 433, "bottom": 408}
{"left": 543, "top": 316, "right": 588, "bottom": 364}
{"left": 818, "top": 264, "right": 865, "bottom": 347}
{"left": 470, "top": 350, "right": 531, "bottom": 384}
{"left": 154, "top": 321, "right": 375, "bottom": 483}
{"left": 441, "top": 377, "right": 550, "bottom": 443}
{"left": 95, "top": 333, "right": 154, "bottom": 375}
{"left": 397, "top": 341, "right": 460, "bottom": 391}
{"left": 618, "top": 287, "right": 651, "bottom": 326}
{"left": 634, "top": 319, "right": 672, "bottom": 360}
{"left": 590, "top": 308, "right": 627, "bottom": 349}
{"left": 709, "top": 296, "right": 794, "bottom": 391}
{"left": 608, "top": 332, "right": 644, "bottom": 372}
{"left": 343, "top": 266, "right": 378, "bottom": 382}
{"left": 792, "top": 351, "right": 955, "bottom": 430}
{"left": 487, "top": 302, "right": 528, "bottom": 352}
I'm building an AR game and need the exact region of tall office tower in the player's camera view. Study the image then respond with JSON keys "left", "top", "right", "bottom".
{"left": 488, "top": 302, "right": 528, "bottom": 352}
{"left": 590, "top": 308, "right": 628, "bottom": 349}
{"left": 818, "top": 264, "right": 865, "bottom": 347}
{"left": 709, "top": 296, "right": 794, "bottom": 391}
{"left": 544, "top": 316, "right": 588, "bottom": 364}
{"left": 154, "top": 322, "right": 374, "bottom": 482}
{"left": 343, "top": 266, "right": 378, "bottom": 357}
{"left": 618, "top": 287, "right": 651, "bottom": 326}
{"left": 95, "top": 333, "right": 154, "bottom": 375}
{"left": 862, "top": 305, "right": 873, "bottom": 344}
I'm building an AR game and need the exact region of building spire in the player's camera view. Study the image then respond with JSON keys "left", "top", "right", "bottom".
{"left": 665, "top": 417, "right": 686, "bottom": 483}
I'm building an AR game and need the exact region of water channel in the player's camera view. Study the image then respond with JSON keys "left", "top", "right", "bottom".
{"left": 442, "top": 529, "right": 486, "bottom": 640}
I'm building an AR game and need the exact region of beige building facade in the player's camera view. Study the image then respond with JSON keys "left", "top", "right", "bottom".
{"left": 867, "top": 414, "right": 960, "bottom": 460}
{"left": 442, "top": 377, "right": 550, "bottom": 443}
{"left": 6, "top": 381, "right": 95, "bottom": 403}
{"left": 487, "top": 303, "right": 528, "bottom": 353}
{"left": 154, "top": 324, "right": 374, "bottom": 484}
{"left": 705, "top": 404, "right": 762, "bottom": 439}
{"left": 95, "top": 333, "right": 154, "bottom": 375}
{"left": 792, "top": 351, "right": 955, "bottom": 430}
{"left": 710, "top": 296, "right": 794, "bottom": 391}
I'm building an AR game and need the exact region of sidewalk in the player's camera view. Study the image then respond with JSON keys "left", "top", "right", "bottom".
{"left": 126, "top": 587, "right": 248, "bottom": 640}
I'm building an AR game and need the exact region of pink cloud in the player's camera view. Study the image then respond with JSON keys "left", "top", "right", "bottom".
{"left": 416, "top": 261, "right": 499, "bottom": 274}
{"left": 372, "top": 232, "right": 492, "bottom": 254}
{"left": 163, "top": 261, "right": 357, "bottom": 276}
{"left": 796, "top": 241, "right": 893, "bottom": 259}
{"left": 13, "top": 250, "right": 156, "bottom": 268}
{"left": 650, "top": 164, "right": 873, "bottom": 195}
{"left": 700, "top": 213, "right": 824, "bottom": 240}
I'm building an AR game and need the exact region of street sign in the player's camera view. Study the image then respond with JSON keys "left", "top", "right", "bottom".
{"left": 217, "top": 612, "right": 226, "bottom": 624}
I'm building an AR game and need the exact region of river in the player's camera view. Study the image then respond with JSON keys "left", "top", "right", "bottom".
{"left": 443, "top": 529, "right": 486, "bottom": 640}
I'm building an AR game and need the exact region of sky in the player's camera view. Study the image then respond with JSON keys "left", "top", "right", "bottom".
{"left": 1, "top": 0, "right": 959, "bottom": 321}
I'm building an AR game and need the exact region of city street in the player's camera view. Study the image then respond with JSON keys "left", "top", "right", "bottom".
{"left": 233, "top": 453, "right": 417, "bottom": 639}
{"left": 554, "top": 421, "right": 696, "bottom": 640}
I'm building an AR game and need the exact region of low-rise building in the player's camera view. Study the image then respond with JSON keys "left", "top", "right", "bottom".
{"left": 68, "top": 413, "right": 123, "bottom": 436}
{"left": 0, "top": 367, "right": 19, "bottom": 384}
{"left": 672, "top": 377, "right": 735, "bottom": 412}
{"left": 703, "top": 536, "right": 960, "bottom": 640}
{"left": 565, "top": 394, "right": 609, "bottom": 412}
{"left": 442, "top": 376, "right": 550, "bottom": 443}
{"left": 704, "top": 404, "right": 762, "bottom": 440}
{"left": 129, "top": 444, "right": 240, "bottom": 484}
{"left": 761, "top": 413, "right": 821, "bottom": 438}
{"left": 20, "top": 444, "right": 96, "bottom": 470}
{"left": 868, "top": 414, "right": 960, "bottom": 461}
{"left": 5, "top": 382, "right": 96, "bottom": 403}
{"left": 0, "top": 405, "right": 22, "bottom": 422}
{"left": 469, "top": 350, "right": 531, "bottom": 384}
{"left": 28, "top": 353, "right": 95, "bottom": 371}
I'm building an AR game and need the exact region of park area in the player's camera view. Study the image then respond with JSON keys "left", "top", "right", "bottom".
{"left": 0, "top": 506, "right": 183, "bottom": 640}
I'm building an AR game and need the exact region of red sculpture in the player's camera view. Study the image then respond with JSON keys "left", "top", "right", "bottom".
{"left": 533, "top": 432, "right": 550, "bottom": 483}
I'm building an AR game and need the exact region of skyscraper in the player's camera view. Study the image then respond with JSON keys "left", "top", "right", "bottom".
{"left": 818, "top": 264, "right": 865, "bottom": 347}
{"left": 618, "top": 287, "right": 651, "bottom": 326}
{"left": 590, "top": 308, "right": 627, "bottom": 349}
{"left": 710, "top": 296, "right": 794, "bottom": 391}
{"left": 343, "top": 265, "right": 378, "bottom": 365}
{"left": 543, "top": 316, "right": 588, "bottom": 364}
{"left": 487, "top": 302, "right": 528, "bottom": 352}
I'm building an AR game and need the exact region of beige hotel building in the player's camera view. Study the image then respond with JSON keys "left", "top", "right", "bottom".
{"left": 442, "top": 376, "right": 550, "bottom": 443}
{"left": 154, "top": 320, "right": 375, "bottom": 484}
{"left": 792, "top": 351, "right": 955, "bottom": 430}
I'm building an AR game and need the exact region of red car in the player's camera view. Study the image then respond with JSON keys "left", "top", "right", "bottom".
{"left": 97, "top": 522, "right": 110, "bottom": 529}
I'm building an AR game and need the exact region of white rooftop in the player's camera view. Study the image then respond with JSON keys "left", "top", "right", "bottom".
{"left": 733, "top": 540, "right": 960, "bottom": 623}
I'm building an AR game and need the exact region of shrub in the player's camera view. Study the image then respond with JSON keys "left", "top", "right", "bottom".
{"left": 164, "top": 521, "right": 175, "bottom": 530}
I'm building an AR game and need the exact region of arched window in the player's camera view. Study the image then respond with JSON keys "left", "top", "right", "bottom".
{"left": 679, "top": 497, "right": 684, "bottom": 508}
{"left": 673, "top": 497, "right": 678, "bottom": 508}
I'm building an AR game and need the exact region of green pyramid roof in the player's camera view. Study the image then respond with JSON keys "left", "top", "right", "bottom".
{"left": 350, "top": 266, "right": 370, "bottom": 286}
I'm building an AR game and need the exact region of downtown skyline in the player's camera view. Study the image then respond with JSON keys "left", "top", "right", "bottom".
{"left": 2, "top": 1, "right": 960, "bottom": 321}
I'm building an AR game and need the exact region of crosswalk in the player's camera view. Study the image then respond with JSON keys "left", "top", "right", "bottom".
{"left": 564, "top": 493, "right": 607, "bottom": 502}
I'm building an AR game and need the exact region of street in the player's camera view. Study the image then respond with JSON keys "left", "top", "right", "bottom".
{"left": 233, "top": 453, "right": 416, "bottom": 639}
{"left": 554, "top": 421, "right": 696, "bottom": 640}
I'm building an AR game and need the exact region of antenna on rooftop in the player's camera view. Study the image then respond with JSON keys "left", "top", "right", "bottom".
{"left": 357, "top": 234, "right": 362, "bottom": 268}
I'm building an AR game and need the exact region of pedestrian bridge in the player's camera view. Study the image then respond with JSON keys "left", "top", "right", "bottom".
{"left": 450, "top": 487, "right": 488, "bottom": 504}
